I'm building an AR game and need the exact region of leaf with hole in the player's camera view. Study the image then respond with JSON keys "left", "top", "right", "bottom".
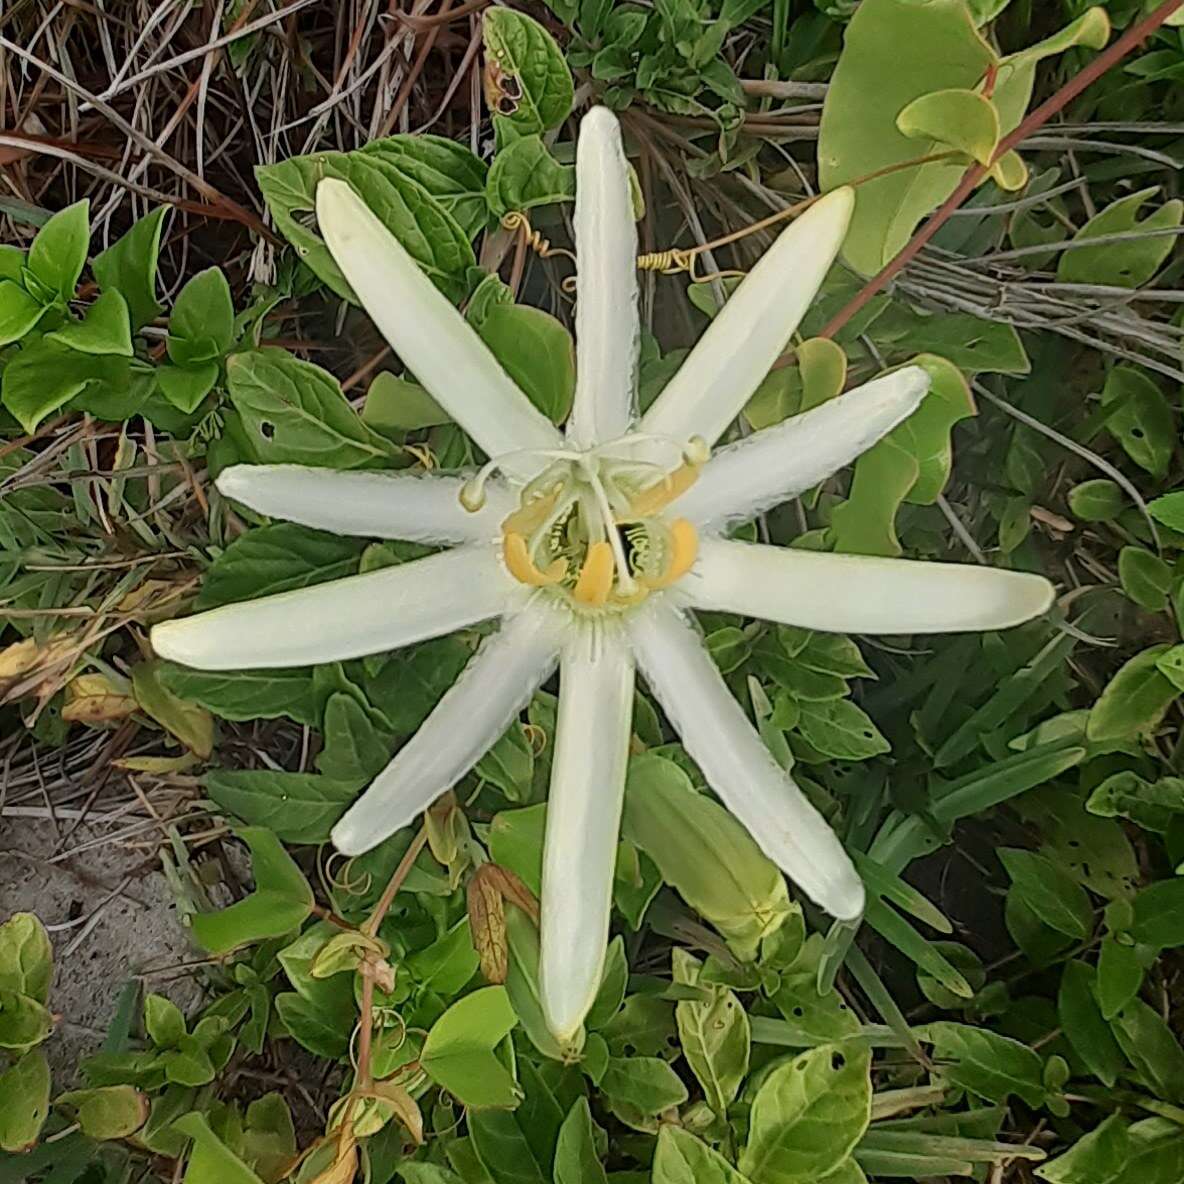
{"left": 1058, "top": 188, "right": 1183, "bottom": 288}
{"left": 740, "top": 1043, "right": 871, "bottom": 1183}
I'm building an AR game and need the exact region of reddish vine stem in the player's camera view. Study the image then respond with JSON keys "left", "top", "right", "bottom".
{"left": 814, "top": 0, "right": 1184, "bottom": 343}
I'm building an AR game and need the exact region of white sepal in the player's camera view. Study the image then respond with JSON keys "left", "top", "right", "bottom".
{"left": 685, "top": 538, "right": 1056, "bottom": 635}
{"left": 566, "top": 108, "right": 640, "bottom": 448}
{"left": 627, "top": 602, "right": 865, "bottom": 921}
{"left": 332, "top": 605, "right": 565, "bottom": 855}
{"left": 150, "top": 545, "right": 511, "bottom": 670}
{"left": 217, "top": 464, "right": 513, "bottom": 544}
{"left": 316, "top": 179, "right": 562, "bottom": 476}
{"left": 640, "top": 188, "right": 855, "bottom": 447}
{"left": 674, "top": 367, "right": 930, "bottom": 530}
{"left": 540, "top": 626, "right": 635, "bottom": 1042}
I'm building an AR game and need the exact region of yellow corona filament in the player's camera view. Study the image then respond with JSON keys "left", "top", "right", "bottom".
{"left": 572, "top": 541, "right": 615, "bottom": 606}
{"left": 625, "top": 464, "right": 699, "bottom": 520}
{"left": 500, "top": 485, "right": 563, "bottom": 536}
{"left": 504, "top": 532, "right": 567, "bottom": 587}
{"left": 641, "top": 519, "right": 699, "bottom": 590}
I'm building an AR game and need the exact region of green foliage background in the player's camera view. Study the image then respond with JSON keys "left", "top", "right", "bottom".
{"left": 2, "top": 1, "right": 1184, "bottom": 1183}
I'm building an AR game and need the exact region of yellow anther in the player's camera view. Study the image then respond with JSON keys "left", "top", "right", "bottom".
{"left": 501, "top": 485, "right": 562, "bottom": 536}
{"left": 459, "top": 479, "right": 485, "bottom": 512}
{"left": 572, "top": 541, "right": 615, "bottom": 606}
{"left": 625, "top": 464, "right": 699, "bottom": 520}
{"left": 641, "top": 519, "right": 699, "bottom": 590}
{"left": 504, "top": 532, "right": 567, "bottom": 587}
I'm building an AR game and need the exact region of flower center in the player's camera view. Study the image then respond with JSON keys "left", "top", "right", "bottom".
{"left": 460, "top": 434, "right": 707, "bottom": 613}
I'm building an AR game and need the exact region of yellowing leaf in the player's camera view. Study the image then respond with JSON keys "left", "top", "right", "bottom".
{"left": 63, "top": 672, "right": 138, "bottom": 725}
{"left": 132, "top": 660, "right": 214, "bottom": 757}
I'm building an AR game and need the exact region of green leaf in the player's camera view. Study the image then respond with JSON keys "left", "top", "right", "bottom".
{"left": 46, "top": 289, "right": 134, "bottom": 357}
{"left": 1069, "top": 479, "right": 1126, "bottom": 522}
{"left": 795, "top": 698, "right": 890, "bottom": 761}
{"left": 740, "top": 1043, "right": 872, "bottom": 1183}
{"left": 1087, "top": 645, "right": 1178, "bottom": 744}
{"left": 896, "top": 88, "right": 999, "bottom": 165}
{"left": 1087, "top": 771, "right": 1184, "bottom": 834}
{"left": 483, "top": 10, "right": 574, "bottom": 139}
{"left": 92, "top": 205, "right": 168, "bottom": 329}
{"left": 204, "top": 769, "right": 361, "bottom": 844}
{"left": 0, "top": 338, "right": 128, "bottom": 432}
{"left": 673, "top": 950, "right": 749, "bottom": 1117}
{"left": 1112, "top": 1000, "right": 1184, "bottom": 1103}
{"left": 469, "top": 1108, "right": 547, "bottom": 1184}
{"left": 998, "top": 848, "right": 1093, "bottom": 940}
{"left": 477, "top": 303, "right": 575, "bottom": 424}
{"left": 1096, "top": 935, "right": 1145, "bottom": 1022}
{"left": 315, "top": 691, "right": 393, "bottom": 782}
{"left": 1119, "top": 547, "right": 1171, "bottom": 612}
{"left": 189, "top": 827, "right": 314, "bottom": 955}
{"left": 0, "top": 1050, "right": 50, "bottom": 1152}
{"left": 226, "top": 348, "right": 396, "bottom": 469}
{"left": 0, "top": 279, "right": 47, "bottom": 346}
{"left": 486, "top": 136, "right": 575, "bottom": 217}
{"left": 174, "top": 1112, "right": 266, "bottom": 1184}
{"left": 420, "top": 987, "right": 521, "bottom": 1109}
{"left": 159, "top": 663, "right": 318, "bottom": 726}
{"left": 256, "top": 142, "right": 478, "bottom": 305}
{"left": 654, "top": 1126, "right": 754, "bottom": 1184}
{"left": 599, "top": 1056, "right": 688, "bottom": 1115}
{"left": 476, "top": 723, "right": 535, "bottom": 803}
{"left": 1101, "top": 367, "right": 1173, "bottom": 479}
{"left": 144, "top": 993, "right": 186, "bottom": 1048}
{"left": 622, "top": 753, "right": 792, "bottom": 960}
{"left": 196, "top": 522, "right": 364, "bottom": 610}
{"left": 0, "top": 913, "right": 53, "bottom": 1004}
{"left": 0, "top": 989, "right": 54, "bottom": 1052}
{"left": 553, "top": 1098, "right": 607, "bottom": 1184}
{"left": 132, "top": 660, "right": 215, "bottom": 758}
{"left": 1130, "top": 878, "right": 1184, "bottom": 949}
{"left": 155, "top": 360, "right": 219, "bottom": 412}
{"left": 169, "top": 267, "right": 235, "bottom": 364}
{"left": 1037, "top": 1114, "right": 1184, "bottom": 1184}
{"left": 1058, "top": 188, "right": 1183, "bottom": 288}
{"left": 830, "top": 356, "right": 974, "bottom": 556}
{"left": 923, "top": 1022, "right": 1044, "bottom": 1107}
{"left": 55, "top": 1085, "right": 148, "bottom": 1139}
{"left": 1057, "top": 961, "right": 1124, "bottom": 1087}
{"left": 27, "top": 199, "right": 89, "bottom": 300}
{"left": 1148, "top": 492, "right": 1184, "bottom": 532}
{"left": 363, "top": 371, "right": 450, "bottom": 433}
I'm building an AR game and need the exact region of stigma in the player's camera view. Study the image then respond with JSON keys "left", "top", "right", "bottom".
{"left": 459, "top": 434, "right": 706, "bottom": 613}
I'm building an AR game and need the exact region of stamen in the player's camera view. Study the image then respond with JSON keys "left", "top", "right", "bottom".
{"left": 501, "top": 484, "right": 563, "bottom": 536}
{"left": 504, "top": 532, "right": 567, "bottom": 586}
{"left": 625, "top": 464, "right": 700, "bottom": 519}
{"left": 641, "top": 518, "right": 699, "bottom": 590}
{"left": 572, "top": 542, "right": 615, "bottom": 606}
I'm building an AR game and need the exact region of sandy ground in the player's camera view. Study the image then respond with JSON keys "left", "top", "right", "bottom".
{"left": 0, "top": 811, "right": 201, "bottom": 1083}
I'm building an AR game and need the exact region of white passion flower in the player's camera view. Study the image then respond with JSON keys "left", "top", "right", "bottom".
{"left": 152, "top": 107, "right": 1055, "bottom": 1044}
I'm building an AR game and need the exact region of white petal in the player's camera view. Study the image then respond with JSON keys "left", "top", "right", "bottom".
{"left": 216, "top": 464, "right": 513, "bottom": 545}
{"left": 640, "top": 188, "right": 855, "bottom": 446}
{"left": 566, "top": 108, "right": 639, "bottom": 447}
{"left": 675, "top": 367, "right": 930, "bottom": 530}
{"left": 331, "top": 606, "right": 564, "bottom": 855}
{"left": 627, "top": 602, "right": 864, "bottom": 920}
{"left": 151, "top": 545, "right": 512, "bottom": 670}
{"left": 316, "top": 179, "right": 562, "bottom": 474}
{"left": 540, "top": 627, "right": 634, "bottom": 1042}
{"left": 685, "top": 538, "right": 1056, "bottom": 634}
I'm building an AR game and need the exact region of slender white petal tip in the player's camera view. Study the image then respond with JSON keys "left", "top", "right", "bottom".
{"left": 315, "top": 178, "right": 561, "bottom": 472}
{"left": 676, "top": 365, "right": 931, "bottom": 530}
{"left": 540, "top": 633, "right": 633, "bottom": 1041}
{"left": 640, "top": 185, "right": 856, "bottom": 446}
